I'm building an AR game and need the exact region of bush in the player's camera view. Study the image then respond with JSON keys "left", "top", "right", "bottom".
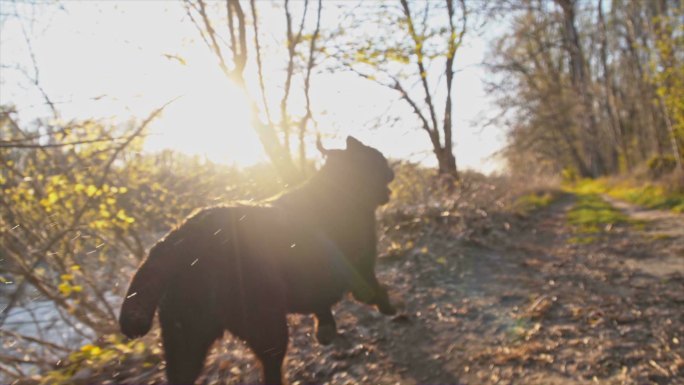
{"left": 0, "top": 108, "right": 286, "bottom": 382}
{"left": 647, "top": 155, "right": 677, "bottom": 179}
{"left": 512, "top": 190, "right": 558, "bottom": 214}
{"left": 561, "top": 167, "right": 580, "bottom": 183}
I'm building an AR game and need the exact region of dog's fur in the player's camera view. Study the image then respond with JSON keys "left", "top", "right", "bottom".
{"left": 119, "top": 136, "right": 396, "bottom": 385}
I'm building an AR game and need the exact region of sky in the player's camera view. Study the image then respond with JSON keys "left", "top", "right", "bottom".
{"left": 0, "top": 1, "right": 505, "bottom": 173}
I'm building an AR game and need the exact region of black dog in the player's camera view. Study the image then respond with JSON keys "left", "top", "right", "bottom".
{"left": 119, "top": 136, "right": 396, "bottom": 384}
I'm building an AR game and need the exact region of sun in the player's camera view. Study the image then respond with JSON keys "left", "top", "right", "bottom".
{"left": 145, "top": 64, "right": 267, "bottom": 167}
{"left": 138, "top": 36, "right": 267, "bottom": 166}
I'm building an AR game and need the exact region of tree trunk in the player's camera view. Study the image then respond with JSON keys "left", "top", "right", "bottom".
{"left": 557, "top": 0, "right": 606, "bottom": 176}
{"left": 598, "top": 0, "right": 630, "bottom": 172}
{"left": 435, "top": 146, "right": 458, "bottom": 177}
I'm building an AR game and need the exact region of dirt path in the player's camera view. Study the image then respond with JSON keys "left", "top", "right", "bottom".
{"left": 178, "top": 194, "right": 684, "bottom": 385}
{"left": 602, "top": 194, "right": 684, "bottom": 276}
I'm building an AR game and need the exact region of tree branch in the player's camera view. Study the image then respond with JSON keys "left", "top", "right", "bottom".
{"left": 250, "top": 0, "right": 274, "bottom": 127}
{"left": 195, "top": 0, "right": 230, "bottom": 77}
{"left": 400, "top": 0, "right": 440, "bottom": 140}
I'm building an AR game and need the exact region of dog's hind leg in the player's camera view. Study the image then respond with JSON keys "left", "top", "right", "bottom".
{"left": 243, "top": 312, "right": 289, "bottom": 385}
{"left": 159, "top": 300, "right": 222, "bottom": 385}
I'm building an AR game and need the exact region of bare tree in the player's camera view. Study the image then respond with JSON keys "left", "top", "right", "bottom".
{"left": 184, "top": 0, "right": 324, "bottom": 183}
{"left": 329, "top": 0, "right": 468, "bottom": 179}
{"left": 487, "top": 0, "right": 683, "bottom": 176}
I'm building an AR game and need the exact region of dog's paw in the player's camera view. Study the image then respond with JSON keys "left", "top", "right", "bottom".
{"left": 377, "top": 300, "right": 397, "bottom": 316}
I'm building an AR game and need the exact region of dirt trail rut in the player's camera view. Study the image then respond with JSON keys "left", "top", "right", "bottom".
{"left": 602, "top": 194, "right": 684, "bottom": 276}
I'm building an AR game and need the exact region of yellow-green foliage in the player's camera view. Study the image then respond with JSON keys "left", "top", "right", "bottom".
{"left": 513, "top": 191, "right": 557, "bottom": 214}
{"left": 647, "top": 155, "right": 677, "bottom": 178}
{"left": 561, "top": 167, "right": 580, "bottom": 183}
{"left": 652, "top": 11, "right": 684, "bottom": 161}
{"left": 566, "top": 178, "right": 608, "bottom": 195}
{"left": 569, "top": 178, "right": 684, "bottom": 213}
{"left": 40, "top": 335, "right": 161, "bottom": 385}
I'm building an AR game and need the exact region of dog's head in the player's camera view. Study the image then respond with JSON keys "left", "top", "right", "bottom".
{"left": 318, "top": 136, "right": 394, "bottom": 208}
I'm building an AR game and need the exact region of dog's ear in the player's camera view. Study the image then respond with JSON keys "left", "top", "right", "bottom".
{"left": 346, "top": 136, "right": 364, "bottom": 151}
{"left": 316, "top": 134, "right": 330, "bottom": 157}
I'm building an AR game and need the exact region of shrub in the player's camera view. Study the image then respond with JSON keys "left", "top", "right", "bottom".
{"left": 647, "top": 155, "right": 677, "bottom": 179}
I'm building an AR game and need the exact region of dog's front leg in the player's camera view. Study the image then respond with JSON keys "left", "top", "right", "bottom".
{"left": 351, "top": 275, "right": 397, "bottom": 316}
{"left": 372, "top": 284, "right": 396, "bottom": 315}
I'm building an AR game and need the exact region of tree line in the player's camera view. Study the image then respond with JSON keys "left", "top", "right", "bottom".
{"left": 488, "top": 0, "right": 683, "bottom": 178}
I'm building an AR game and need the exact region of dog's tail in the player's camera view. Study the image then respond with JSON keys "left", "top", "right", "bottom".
{"left": 120, "top": 208, "right": 231, "bottom": 338}
{"left": 119, "top": 237, "right": 183, "bottom": 338}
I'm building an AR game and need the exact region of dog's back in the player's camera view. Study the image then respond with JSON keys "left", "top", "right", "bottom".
{"left": 122, "top": 204, "right": 352, "bottom": 331}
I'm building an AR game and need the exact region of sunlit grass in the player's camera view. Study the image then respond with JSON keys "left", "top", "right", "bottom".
{"left": 567, "top": 235, "right": 598, "bottom": 245}
{"left": 569, "top": 178, "right": 684, "bottom": 213}
{"left": 607, "top": 184, "right": 684, "bottom": 213}
{"left": 565, "top": 192, "right": 635, "bottom": 244}
{"left": 567, "top": 193, "right": 629, "bottom": 233}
